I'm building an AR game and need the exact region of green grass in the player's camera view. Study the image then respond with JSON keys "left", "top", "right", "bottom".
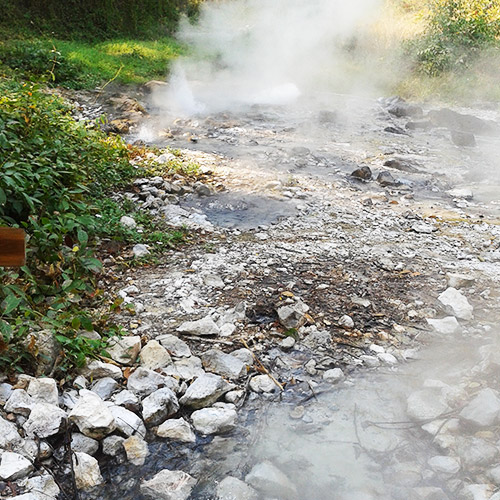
{"left": 0, "top": 36, "right": 186, "bottom": 89}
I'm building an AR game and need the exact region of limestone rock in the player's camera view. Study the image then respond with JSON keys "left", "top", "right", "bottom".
{"left": 81, "top": 360, "right": 122, "bottom": 380}
{"left": 157, "top": 334, "right": 192, "bottom": 358}
{"left": 446, "top": 273, "right": 475, "bottom": 289}
{"left": 23, "top": 330, "right": 60, "bottom": 376}
{"left": 177, "top": 316, "right": 220, "bottom": 336}
{"left": 90, "top": 377, "right": 119, "bottom": 400}
{"left": 0, "top": 452, "right": 33, "bottom": 481}
{"left": 249, "top": 375, "right": 276, "bottom": 393}
{"left": 27, "top": 378, "right": 59, "bottom": 406}
{"left": 120, "top": 215, "right": 137, "bottom": 229}
{"left": 245, "top": 461, "right": 298, "bottom": 499}
{"left": 167, "top": 356, "right": 204, "bottom": 381}
{"left": 140, "top": 340, "right": 172, "bottom": 370}
{"left": 73, "top": 452, "right": 103, "bottom": 490}
{"left": 156, "top": 418, "right": 196, "bottom": 443}
{"left": 106, "top": 336, "right": 142, "bottom": 365}
{"left": 102, "top": 435, "right": 125, "bottom": 456}
{"left": 0, "top": 415, "right": 22, "bottom": 448}
{"left": 140, "top": 469, "right": 196, "bottom": 500}
{"left": 142, "top": 388, "right": 180, "bottom": 426}
{"left": 112, "top": 389, "right": 140, "bottom": 409}
{"left": 109, "top": 405, "right": 146, "bottom": 438}
{"left": 23, "top": 403, "right": 67, "bottom": 438}
{"left": 216, "top": 476, "right": 258, "bottom": 500}
{"left": 4, "top": 389, "right": 33, "bottom": 416}
{"left": 322, "top": 368, "right": 345, "bottom": 384}
{"left": 133, "top": 244, "right": 150, "bottom": 258}
{"left": 407, "top": 389, "right": 449, "bottom": 421}
{"left": 230, "top": 348, "right": 254, "bottom": 367}
{"left": 127, "top": 367, "right": 168, "bottom": 397}
{"left": 277, "top": 299, "right": 309, "bottom": 329}
{"left": 69, "top": 391, "right": 115, "bottom": 439}
{"left": 22, "top": 473, "right": 60, "bottom": 499}
{"left": 427, "top": 456, "right": 460, "bottom": 475}
{"left": 191, "top": 407, "right": 237, "bottom": 435}
{"left": 426, "top": 317, "right": 461, "bottom": 335}
{"left": 71, "top": 433, "right": 99, "bottom": 456}
{"left": 437, "top": 287, "right": 473, "bottom": 320}
{"left": 179, "top": 373, "right": 231, "bottom": 409}
{"left": 123, "top": 435, "right": 149, "bottom": 466}
{"left": 201, "top": 349, "right": 246, "bottom": 380}
{"left": 460, "top": 388, "right": 500, "bottom": 428}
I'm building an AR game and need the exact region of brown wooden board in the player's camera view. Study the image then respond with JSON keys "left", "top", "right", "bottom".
{"left": 0, "top": 228, "right": 26, "bottom": 267}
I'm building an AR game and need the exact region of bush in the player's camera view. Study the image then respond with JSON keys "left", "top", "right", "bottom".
{"left": 411, "top": 0, "right": 500, "bottom": 75}
{"left": 0, "top": 80, "right": 135, "bottom": 374}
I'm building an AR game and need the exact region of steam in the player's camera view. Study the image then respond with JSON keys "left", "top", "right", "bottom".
{"left": 159, "top": 0, "right": 383, "bottom": 115}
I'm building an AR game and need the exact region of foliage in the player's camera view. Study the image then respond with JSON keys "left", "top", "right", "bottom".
{"left": 410, "top": 0, "right": 500, "bottom": 75}
{"left": 0, "top": 80, "right": 186, "bottom": 375}
{"left": 0, "top": 37, "right": 185, "bottom": 90}
{"left": 0, "top": 0, "right": 204, "bottom": 39}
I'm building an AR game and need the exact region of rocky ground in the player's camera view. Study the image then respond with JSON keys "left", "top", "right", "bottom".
{"left": 1, "top": 87, "right": 500, "bottom": 500}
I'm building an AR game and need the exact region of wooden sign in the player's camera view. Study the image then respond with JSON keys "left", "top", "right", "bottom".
{"left": 0, "top": 228, "right": 26, "bottom": 267}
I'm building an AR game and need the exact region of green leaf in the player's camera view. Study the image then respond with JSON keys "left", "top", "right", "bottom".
{"left": 2, "top": 294, "right": 22, "bottom": 316}
{"left": 71, "top": 317, "right": 81, "bottom": 330}
{"left": 80, "top": 316, "right": 93, "bottom": 332}
{"left": 0, "top": 188, "right": 6, "bottom": 206}
{"left": 77, "top": 228, "right": 88, "bottom": 247}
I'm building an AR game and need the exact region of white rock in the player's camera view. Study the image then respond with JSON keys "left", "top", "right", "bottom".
{"left": 201, "top": 349, "right": 246, "bottom": 380}
{"left": 91, "top": 377, "right": 119, "bottom": 400}
{"left": 216, "top": 476, "right": 258, "bottom": 500}
{"left": 462, "top": 484, "right": 495, "bottom": 500}
{"left": 112, "top": 389, "right": 140, "bottom": 408}
{"left": 0, "top": 415, "right": 22, "bottom": 448}
{"left": 460, "top": 388, "right": 500, "bottom": 427}
{"left": 123, "top": 435, "right": 149, "bottom": 466}
{"left": 71, "top": 433, "right": 99, "bottom": 456}
{"left": 142, "top": 388, "right": 180, "bottom": 426}
{"left": 220, "top": 324, "right": 236, "bottom": 337}
{"left": 322, "top": 368, "right": 345, "bottom": 384}
{"left": 427, "top": 455, "right": 460, "bottom": 475}
{"left": 0, "top": 383, "right": 13, "bottom": 404}
{"left": 69, "top": 392, "right": 115, "bottom": 439}
{"left": 280, "top": 337, "right": 296, "bottom": 350}
{"left": 228, "top": 348, "right": 253, "bottom": 367}
{"left": 377, "top": 352, "right": 398, "bottom": 365}
{"left": 140, "top": 340, "right": 172, "bottom": 370}
{"left": 109, "top": 405, "right": 146, "bottom": 438}
{"left": 339, "top": 315, "right": 354, "bottom": 328}
{"left": 446, "top": 273, "right": 475, "bottom": 289}
{"left": 73, "top": 376, "right": 88, "bottom": 390}
{"left": 447, "top": 187, "right": 473, "bottom": 200}
{"left": 22, "top": 472, "right": 60, "bottom": 499}
{"left": 156, "top": 418, "right": 196, "bottom": 443}
{"left": 203, "top": 274, "right": 224, "bottom": 288}
{"left": 23, "top": 403, "right": 67, "bottom": 438}
{"left": 191, "top": 407, "right": 237, "bottom": 435}
{"left": 73, "top": 452, "right": 103, "bottom": 490}
{"left": 127, "top": 367, "right": 168, "bottom": 397}
{"left": 177, "top": 316, "right": 220, "bottom": 336}
{"left": 249, "top": 375, "right": 276, "bottom": 393}
{"left": 407, "top": 389, "right": 449, "bottom": 421}
{"left": 0, "top": 452, "right": 33, "bottom": 481}
{"left": 26, "top": 378, "right": 59, "bottom": 406}
{"left": 133, "top": 244, "right": 150, "bottom": 258}
{"left": 245, "top": 461, "right": 298, "bottom": 499}
{"left": 106, "top": 336, "right": 142, "bottom": 365}
{"left": 437, "top": 287, "right": 473, "bottom": 320}
{"left": 179, "top": 373, "right": 230, "bottom": 409}
{"left": 426, "top": 316, "right": 461, "bottom": 334}
{"left": 225, "top": 390, "right": 245, "bottom": 405}
{"left": 81, "top": 360, "right": 122, "bottom": 380}
{"left": 4, "top": 389, "right": 34, "bottom": 416}
{"left": 120, "top": 215, "right": 137, "bottom": 229}
{"left": 360, "top": 355, "right": 380, "bottom": 368}
{"left": 157, "top": 334, "right": 191, "bottom": 358}
{"left": 140, "top": 469, "right": 196, "bottom": 500}
{"left": 102, "top": 435, "right": 125, "bottom": 456}
{"left": 277, "top": 299, "right": 309, "bottom": 329}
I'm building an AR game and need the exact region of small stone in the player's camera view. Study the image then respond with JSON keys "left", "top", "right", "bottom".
{"left": 112, "top": 389, "right": 140, "bottom": 409}
{"left": 120, "top": 216, "right": 137, "bottom": 229}
{"left": 351, "top": 166, "right": 372, "bottom": 181}
{"left": 133, "top": 244, "right": 150, "bottom": 258}
{"left": 426, "top": 317, "right": 461, "bottom": 335}
{"left": 23, "top": 473, "right": 60, "bottom": 499}
{"left": 216, "top": 476, "right": 258, "bottom": 500}
{"left": 277, "top": 299, "right": 309, "bottom": 330}
{"left": 157, "top": 418, "right": 196, "bottom": 443}
{"left": 360, "top": 355, "right": 380, "bottom": 368}
{"left": 102, "top": 435, "right": 125, "bottom": 456}
{"left": 106, "top": 336, "right": 142, "bottom": 365}
{"left": 127, "top": 367, "right": 168, "bottom": 397}
{"left": 323, "top": 368, "right": 345, "bottom": 384}
{"left": 73, "top": 376, "right": 88, "bottom": 390}
{"left": 140, "top": 340, "right": 172, "bottom": 370}
{"left": 245, "top": 461, "right": 298, "bottom": 499}
{"left": 123, "top": 435, "right": 149, "bottom": 466}
{"left": 289, "top": 406, "right": 305, "bottom": 419}
{"left": 249, "top": 375, "right": 277, "bottom": 393}
{"left": 451, "top": 130, "right": 476, "bottom": 147}
{"left": 377, "top": 171, "right": 398, "bottom": 187}
{"left": 0, "top": 452, "right": 33, "bottom": 481}
{"left": 225, "top": 390, "right": 245, "bottom": 405}
{"left": 280, "top": 336, "right": 296, "bottom": 350}
{"left": 407, "top": 389, "right": 449, "bottom": 421}
{"left": 446, "top": 273, "right": 475, "bottom": 289}
{"left": 0, "top": 382, "right": 13, "bottom": 403}
{"left": 71, "top": 433, "right": 99, "bottom": 456}
{"left": 339, "top": 315, "right": 354, "bottom": 329}
{"left": 201, "top": 349, "right": 246, "bottom": 380}
{"left": 177, "top": 316, "right": 220, "bottom": 336}
{"left": 81, "top": 360, "right": 122, "bottom": 380}
{"left": 157, "top": 334, "right": 192, "bottom": 358}
{"left": 447, "top": 188, "right": 474, "bottom": 200}
{"left": 378, "top": 352, "right": 398, "bottom": 365}
{"left": 0, "top": 415, "right": 22, "bottom": 448}
{"left": 140, "top": 469, "right": 196, "bottom": 500}
{"left": 142, "top": 388, "right": 180, "bottom": 426}
{"left": 179, "top": 373, "right": 231, "bottom": 409}
{"left": 460, "top": 388, "right": 500, "bottom": 428}
{"left": 230, "top": 348, "right": 254, "bottom": 366}
{"left": 69, "top": 391, "right": 116, "bottom": 439}
{"left": 167, "top": 356, "right": 204, "bottom": 381}
{"left": 73, "top": 452, "right": 103, "bottom": 490}
{"left": 23, "top": 402, "right": 67, "bottom": 438}
{"left": 90, "top": 377, "right": 119, "bottom": 400}
{"left": 427, "top": 456, "right": 460, "bottom": 475}
{"left": 437, "top": 287, "right": 473, "bottom": 320}
{"left": 191, "top": 407, "right": 237, "bottom": 435}
{"left": 26, "top": 378, "right": 59, "bottom": 406}
{"left": 4, "top": 389, "right": 33, "bottom": 416}
{"left": 109, "top": 405, "right": 146, "bottom": 438}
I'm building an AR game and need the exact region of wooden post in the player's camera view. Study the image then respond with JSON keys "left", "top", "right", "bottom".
{"left": 0, "top": 228, "right": 26, "bottom": 267}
